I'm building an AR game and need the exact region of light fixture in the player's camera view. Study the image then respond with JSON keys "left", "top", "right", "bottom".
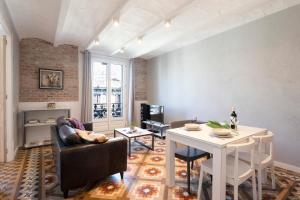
{"left": 137, "top": 36, "right": 143, "bottom": 44}
{"left": 119, "top": 47, "right": 125, "bottom": 53}
{"left": 94, "top": 38, "right": 100, "bottom": 46}
{"left": 165, "top": 20, "right": 171, "bottom": 28}
{"left": 112, "top": 17, "right": 119, "bottom": 27}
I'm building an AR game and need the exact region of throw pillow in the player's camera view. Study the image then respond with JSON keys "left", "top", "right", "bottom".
{"left": 75, "top": 129, "right": 108, "bottom": 143}
{"left": 67, "top": 118, "right": 85, "bottom": 130}
{"left": 58, "top": 125, "right": 82, "bottom": 145}
{"left": 57, "top": 116, "right": 73, "bottom": 129}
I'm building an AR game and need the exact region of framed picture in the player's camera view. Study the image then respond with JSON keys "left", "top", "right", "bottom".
{"left": 39, "top": 68, "right": 64, "bottom": 89}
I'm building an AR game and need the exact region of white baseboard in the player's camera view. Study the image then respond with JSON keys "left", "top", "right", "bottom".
{"left": 274, "top": 161, "right": 300, "bottom": 174}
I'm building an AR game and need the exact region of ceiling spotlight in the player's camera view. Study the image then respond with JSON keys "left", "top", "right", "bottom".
{"left": 137, "top": 36, "right": 143, "bottom": 44}
{"left": 94, "top": 38, "right": 100, "bottom": 46}
{"left": 112, "top": 17, "right": 119, "bottom": 27}
{"left": 119, "top": 47, "right": 125, "bottom": 53}
{"left": 165, "top": 20, "right": 171, "bottom": 28}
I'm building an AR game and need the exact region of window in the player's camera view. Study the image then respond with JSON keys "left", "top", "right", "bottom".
{"left": 92, "top": 62, "right": 108, "bottom": 119}
{"left": 92, "top": 61, "right": 124, "bottom": 121}
{"left": 110, "top": 64, "right": 123, "bottom": 118}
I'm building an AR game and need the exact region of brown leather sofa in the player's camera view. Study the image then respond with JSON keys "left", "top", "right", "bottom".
{"left": 51, "top": 118, "right": 127, "bottom": 198}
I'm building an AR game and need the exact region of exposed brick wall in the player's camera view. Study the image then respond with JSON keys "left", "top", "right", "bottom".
{"left": 134, "top": 58, "right": 147, "bottom": 101}
{"left": 19, "top": 38, "right": 79, "bottom": 102}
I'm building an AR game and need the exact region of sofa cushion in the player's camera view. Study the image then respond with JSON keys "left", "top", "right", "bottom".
{"left": 59, "top": 125, "right": 82, "bottom": 146}
{"left": 57, "top": 116, "right": 73, "bottom": 129}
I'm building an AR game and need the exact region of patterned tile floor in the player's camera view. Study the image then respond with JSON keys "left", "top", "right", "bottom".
{"left": 0, "top": 136, "right": 300, "bottom": 200}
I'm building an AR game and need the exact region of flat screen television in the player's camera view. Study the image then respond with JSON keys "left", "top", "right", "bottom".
{"left": 150, "top": 105, "right": 164, "bottom": 122}
{"left": 140, "top": 104, "right": 164, "bottom": 128}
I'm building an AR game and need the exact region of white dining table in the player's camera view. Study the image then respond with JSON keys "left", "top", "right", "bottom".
{"left": 166, "top": 124, "right": 267, "bottom": 200}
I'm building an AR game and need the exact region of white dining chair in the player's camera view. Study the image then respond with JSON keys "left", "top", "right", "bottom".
{"left": 240, "top": 131, "right": 275, "bottom": 200}
{"left": 198, "top": 138, "right": 257, "bottom": 200}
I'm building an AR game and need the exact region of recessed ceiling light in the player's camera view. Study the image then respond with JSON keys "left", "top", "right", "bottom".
{"left": 165, "top": 20, "right": 171, "bottom": 28}
{"left": 137, "top": 36, "right": 143, "bottom": 44}
{"left": 112, "top": 17, "right": 119, "bottom": 27}
{"left": 94, "top": 38, "right": 100, "bottom": 46}
{"left": 119, "top": 47, "right": 125, "bottom": 53}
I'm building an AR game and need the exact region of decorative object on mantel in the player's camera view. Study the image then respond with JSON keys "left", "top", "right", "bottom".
{"left": 46, "top": 118, "right": 56, "bottom": 124}
{"left": 27, "top": 119, "right": 40, "bottom": 124}
{"left": 47, "top": 102, "right": 56, "bottom": 109}
{"left": 39, "top": 68, "right": 64, "bottom": 89}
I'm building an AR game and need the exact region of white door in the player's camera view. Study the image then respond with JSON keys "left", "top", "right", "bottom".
{"left": 0, "top": 36, "right": 6, "bottom": 162}
{"left": 92, "top": 59, "right": 127, "bottom": 132}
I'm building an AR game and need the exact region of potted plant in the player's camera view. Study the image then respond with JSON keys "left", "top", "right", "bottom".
{"left": 129, "top": 121, "right": 138, "bottom": 132}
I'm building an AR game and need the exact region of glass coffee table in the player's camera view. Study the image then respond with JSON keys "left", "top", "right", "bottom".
{"left": 114, "top": 127, "right": 154, "bottom": 156}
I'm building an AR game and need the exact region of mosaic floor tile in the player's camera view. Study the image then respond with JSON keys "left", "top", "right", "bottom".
{"left": 137, "top": 165, "right": 166, "bottom": 181}
{"left": 125, "top": 163, "right": 140, "bottom": 177}
{"left": 127, "top": 153, "right": 146, "bottom": 164}
{"left": 134, "top": 139, "right": 153, "bottom": 146}
{"left": 88, "top": 176, "right": 129, "bottom": 199}
{"left": 175, "top": 166, "right": 198, "bottom": 184}
{"left": 141, "top": 136, "right": 153, "bottom": 141}
{"left": 175, "top": 158, "right": 188, "bottom": 167}
{"left": 1, "top": 136, "right": 300, "bottom": 200}
{"left": 154, "top": 140, "right": 166, "bottom": 147}
{"left": 167, "top": 185, "right": 198, "bottom": 200}
{"left": 144, "top": 154, "right": 166, "bottom": 165}
{"left": 128, "top": 180, "right": 165, "bottom": 200}
{"left": 149, "top": 146, "right": 166, "bottom": 155}
{"left": 131, "top": 145, "right": 149, "bottom": 154}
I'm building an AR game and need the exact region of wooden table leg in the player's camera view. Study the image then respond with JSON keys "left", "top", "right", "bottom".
{"left": 212, "top": 147, "right": 226, "bottom": 200}
{"left": 166, "top": 134, "right": 176, "bottom": 186}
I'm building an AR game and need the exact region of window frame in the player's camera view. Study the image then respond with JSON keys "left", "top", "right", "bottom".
{"left": 91, "top": 54, "right": 129, "bottom": 123}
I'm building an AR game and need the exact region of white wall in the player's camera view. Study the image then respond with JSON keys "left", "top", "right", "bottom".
{"left": 147, "top": 5, "right": 300, "bottom": 168}
{"left": 0, "top": 0, "right": 19, "bottom": 161}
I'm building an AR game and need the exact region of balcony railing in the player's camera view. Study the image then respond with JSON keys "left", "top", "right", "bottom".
{"left": 93, "top": 103, "right": 122, "bottom": 119}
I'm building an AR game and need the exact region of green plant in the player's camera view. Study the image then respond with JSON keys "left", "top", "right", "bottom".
{"left": 129, "top": 121, "right": 138, "bottom": 128}
{"left": 206, "top": 121, "right": 230, "bottom": 129}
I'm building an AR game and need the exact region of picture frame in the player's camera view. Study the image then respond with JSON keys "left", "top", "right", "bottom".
{"left": 39, "top": 68, "right": 64, "bottom": 90}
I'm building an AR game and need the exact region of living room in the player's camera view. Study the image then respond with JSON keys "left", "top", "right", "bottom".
{"left": 0, "top": 0, "right": 300, "bottom": 199}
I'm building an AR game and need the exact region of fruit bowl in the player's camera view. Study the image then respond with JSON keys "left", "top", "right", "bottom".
{"left": 212, "top": 128, "right": 231, "bottom": 136}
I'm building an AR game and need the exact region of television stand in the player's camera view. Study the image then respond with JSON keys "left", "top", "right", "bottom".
{"left": 142, "top": 120, "right": 170, "bottom": 139}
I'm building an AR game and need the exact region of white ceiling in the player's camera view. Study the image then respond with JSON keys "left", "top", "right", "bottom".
{"left": 5, "top": 0, "right": 61, "bottom": 42}
{"left": 5, "top": 0, "right": 300, "bottom": 59}
{"left": 0, "top": 24, "right": 5, "bottom": 36}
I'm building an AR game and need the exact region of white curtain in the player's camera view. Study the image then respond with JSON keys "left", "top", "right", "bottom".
{"left": 127, "top": 59, "right": 135, "bottom": 125}
{"left": 81, "top": 50, "right": 92, "bottom": 122}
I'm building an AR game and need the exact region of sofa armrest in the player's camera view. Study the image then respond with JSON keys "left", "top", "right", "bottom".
{"left": 107, "top": 137, "right": 128, "bottom": 173}
{"left": 83, "top": 122, "right": 93, "bottom": 131}
{"left": 58, "top": 137, "right": 127, "bottom": 190}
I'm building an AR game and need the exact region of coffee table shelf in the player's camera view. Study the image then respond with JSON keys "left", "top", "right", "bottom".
{"left": 114, "top": 127, "right": 154, "bottom": 156}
